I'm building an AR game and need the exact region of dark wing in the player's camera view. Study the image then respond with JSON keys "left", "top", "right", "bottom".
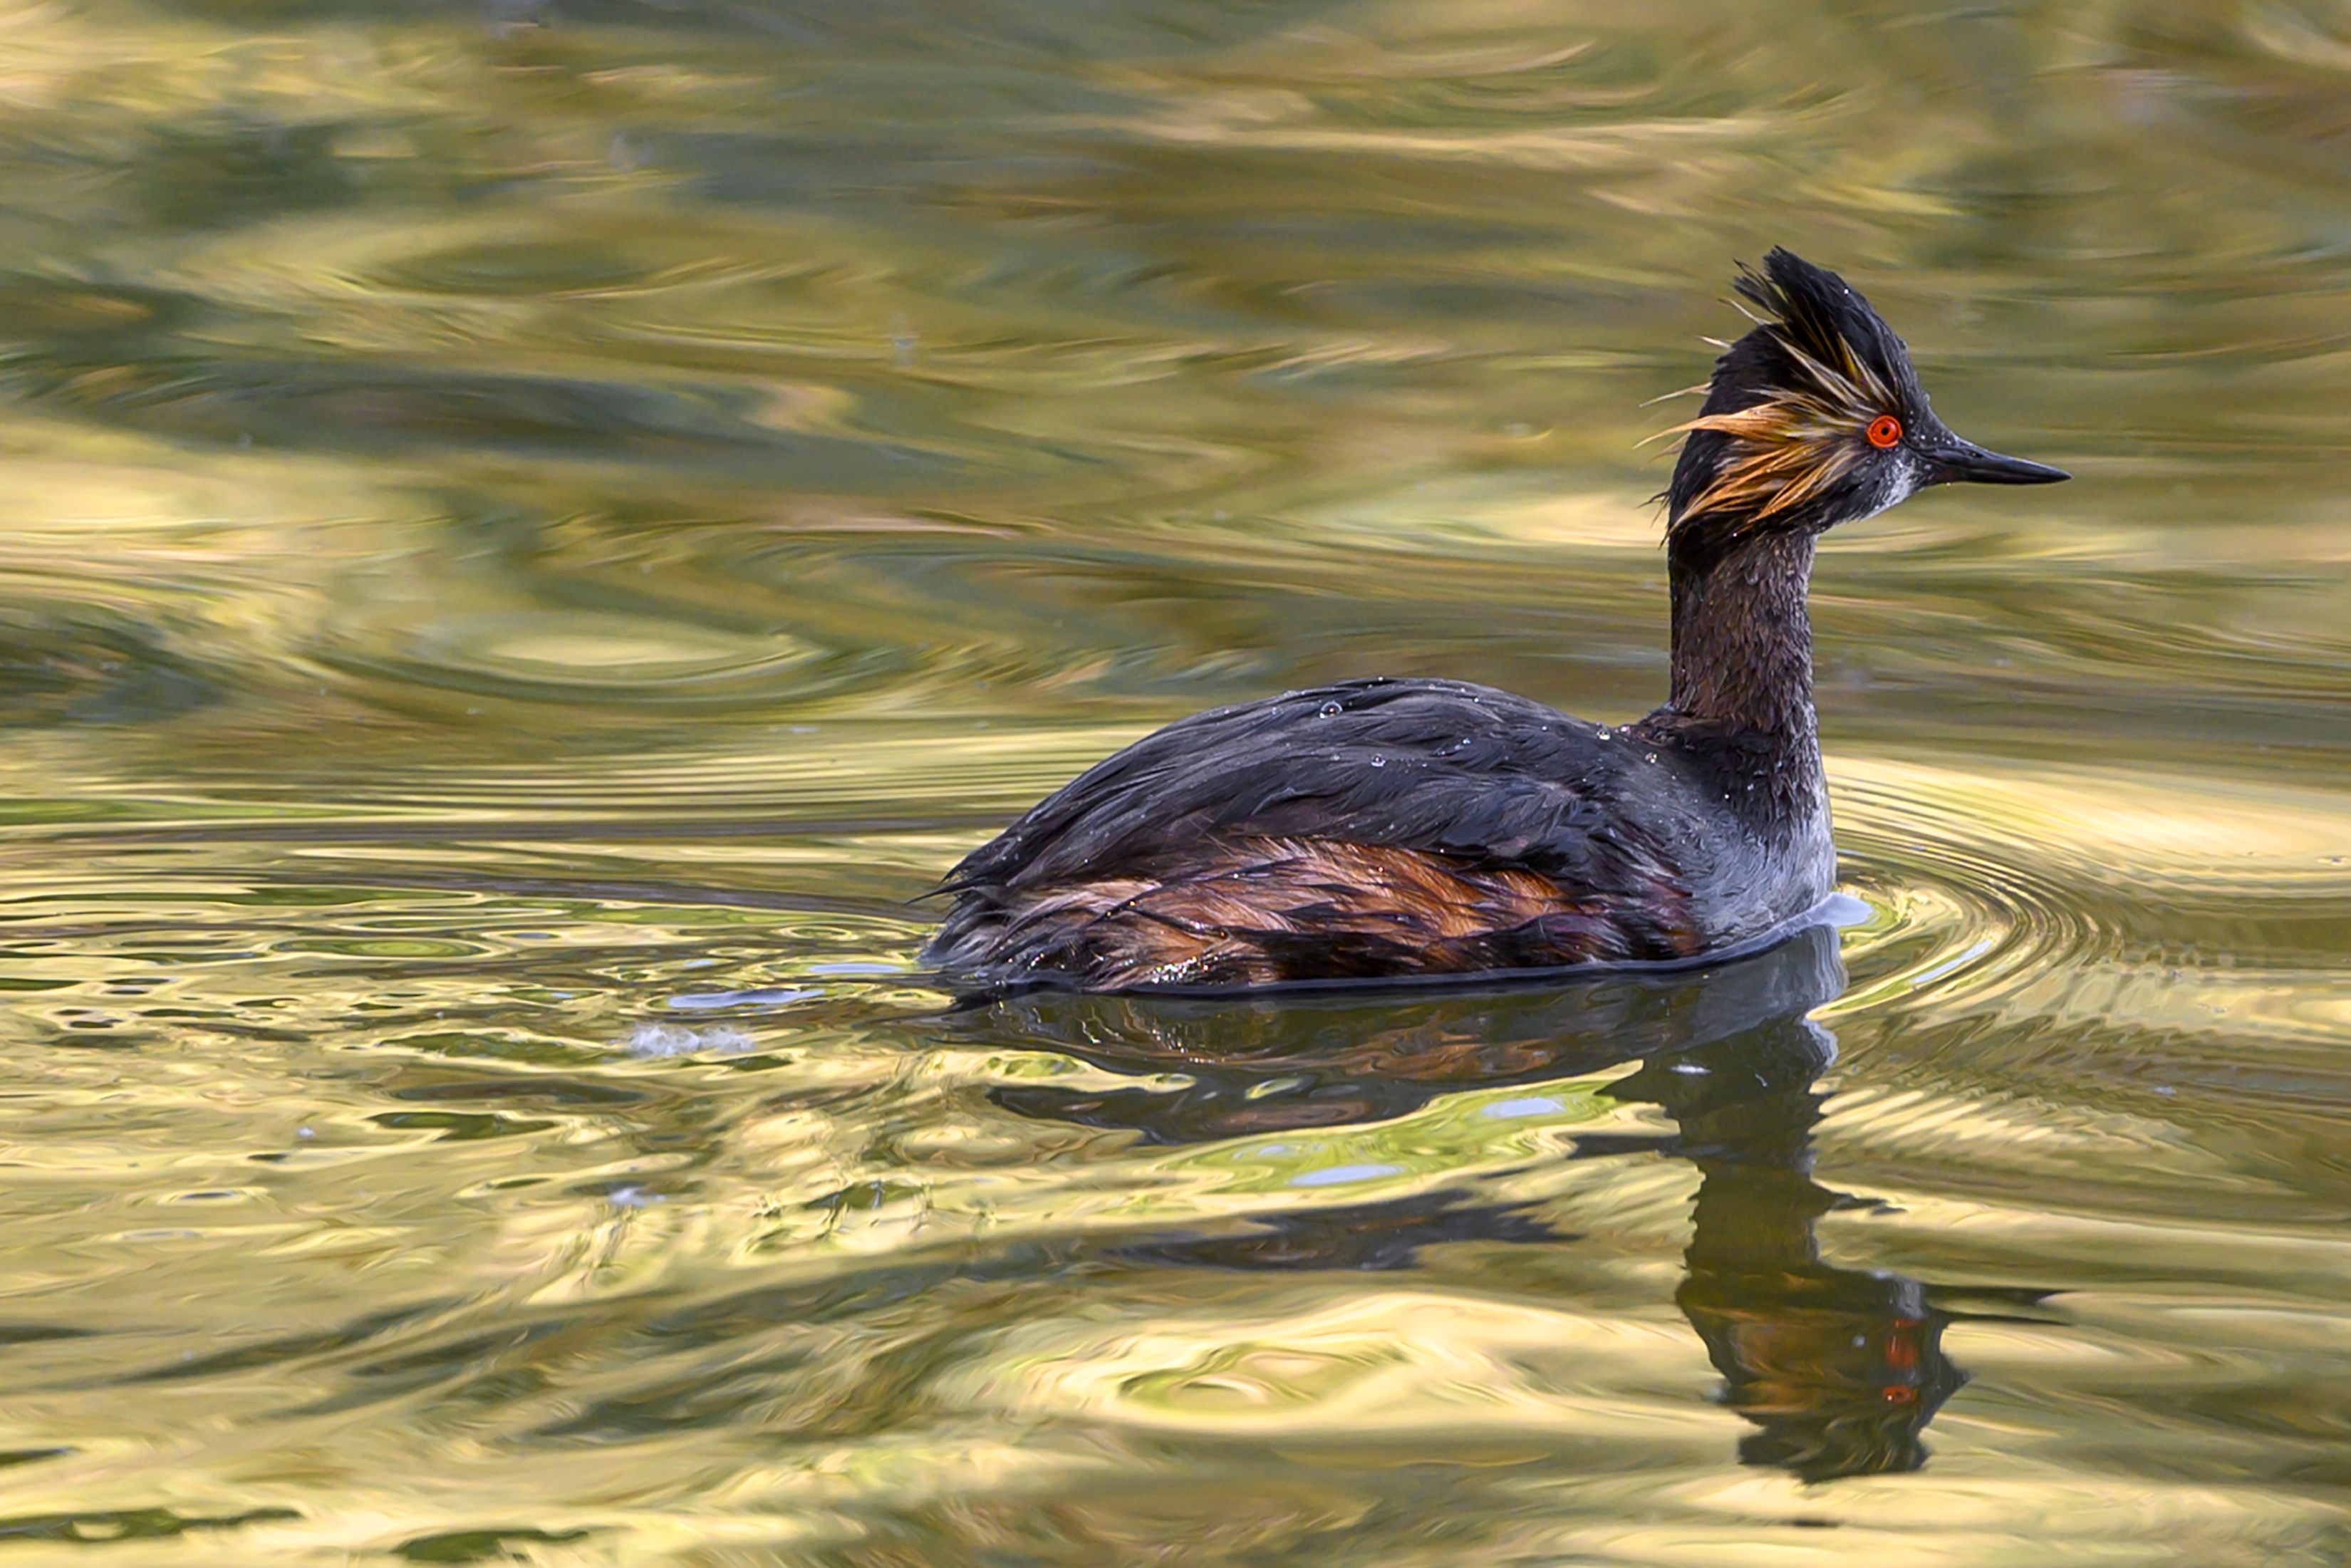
{"left": 940, "top": 677, "right": 1660, "bottom": 891}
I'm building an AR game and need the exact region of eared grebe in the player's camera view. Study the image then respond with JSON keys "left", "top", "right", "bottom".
{"left": 925, "top": 248, "right": 2067, "bottom": 992}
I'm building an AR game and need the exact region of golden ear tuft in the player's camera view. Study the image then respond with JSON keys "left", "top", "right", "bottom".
{"left": 1667, "top": 300, "right": 1899, "bottom": 532}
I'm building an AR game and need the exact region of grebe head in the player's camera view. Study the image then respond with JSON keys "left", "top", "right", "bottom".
{"left": 1665, "top": 247, "right": 2067, "bottom": 554}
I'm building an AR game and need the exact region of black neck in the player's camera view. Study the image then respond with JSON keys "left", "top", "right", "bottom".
{"left": 1664, "top": 529, "right": 1819, "bottom": 737}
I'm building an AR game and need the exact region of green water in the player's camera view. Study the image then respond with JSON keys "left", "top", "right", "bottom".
{"left": 1, "top": 0, "right": 2349, "bottom": 1562}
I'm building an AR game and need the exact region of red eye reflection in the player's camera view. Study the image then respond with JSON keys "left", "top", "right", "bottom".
{"left": 1867, "top": 415, "right": 1903, "bottom": 449}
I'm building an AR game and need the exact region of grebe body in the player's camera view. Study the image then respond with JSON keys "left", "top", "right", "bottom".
{"left": 925, "top": 249, "right": 2065, "bottom": 992}
{"left": 928, "top": 677, "right": 1830, "bottom": 990}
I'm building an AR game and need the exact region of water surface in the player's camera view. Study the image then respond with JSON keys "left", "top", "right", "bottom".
{"left": 1, "top": 0, "right": 2349, "bottom": 1562}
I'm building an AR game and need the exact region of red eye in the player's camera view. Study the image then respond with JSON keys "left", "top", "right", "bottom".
{"left": 1867, "top": 415, "right": 1903, "bottom": 449}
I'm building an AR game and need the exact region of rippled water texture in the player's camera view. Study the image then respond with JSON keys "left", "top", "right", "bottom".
{"left": 1, "top": 0, "right": 2350, "bottom": 1562}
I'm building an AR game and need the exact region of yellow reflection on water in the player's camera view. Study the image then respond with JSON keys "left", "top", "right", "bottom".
{"left": 0, "top": 0, "right": 2347, "bottom": 1558}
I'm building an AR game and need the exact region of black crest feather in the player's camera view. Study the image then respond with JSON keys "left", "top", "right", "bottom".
{"left": 1733, "top": 248, "right": 1912, "bottom": 398}
{"left": 1664, "top": 248, "right": 1921, "bottom": 554}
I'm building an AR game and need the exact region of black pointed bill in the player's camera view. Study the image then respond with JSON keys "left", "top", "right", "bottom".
{"left": 1921, "top": 438, "right": 2070, "bottom": 487}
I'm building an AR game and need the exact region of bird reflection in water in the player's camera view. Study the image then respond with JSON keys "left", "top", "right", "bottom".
{"left": 950, "top": 922, "right": 1968, "bottom": 1483}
